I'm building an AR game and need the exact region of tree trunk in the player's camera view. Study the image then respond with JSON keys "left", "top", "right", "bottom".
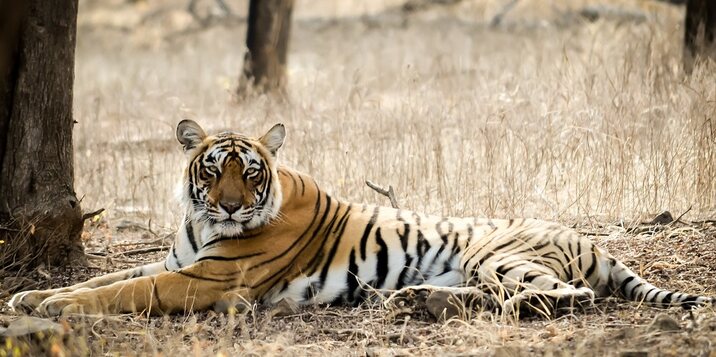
{"left": 238, "top": 0, "right": 294, "bottom": 94}
{"left": 0, "top": 0, "right": 84, "bottom": 271}
{"left": 684, "top": 0, "right": 716, "bottom": 73}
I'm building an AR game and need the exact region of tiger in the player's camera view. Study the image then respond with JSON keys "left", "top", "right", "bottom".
{"left": 9, "top": 120, "right": 713, "bottom": 318}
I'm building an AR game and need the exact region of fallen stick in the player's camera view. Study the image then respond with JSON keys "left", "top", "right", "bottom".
{"left": 114, "top": 246, "right": 170, "bottom": 257}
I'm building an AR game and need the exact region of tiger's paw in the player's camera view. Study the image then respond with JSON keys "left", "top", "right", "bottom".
{"left": 8, "top": 289, "right": 58, "bottom": 314}
{"left": 383, "top": 287, "right": 431, "bottom": 312}
{"left": 37, "top": 289, "right": 104, "bottom": 317}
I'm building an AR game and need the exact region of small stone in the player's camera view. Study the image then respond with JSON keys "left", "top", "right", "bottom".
{"left": 648, "top": 313, "right": 681, "bottom": 332}
{"left": 0, "top": 316, "right": 65, "bottom": 338}
{"left": 269, "top": 298, "right": 300, "bottom": 318}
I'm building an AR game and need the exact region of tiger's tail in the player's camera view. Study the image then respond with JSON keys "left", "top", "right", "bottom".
{"left": 608, "top": 258, "right": 713, "bottom": 309}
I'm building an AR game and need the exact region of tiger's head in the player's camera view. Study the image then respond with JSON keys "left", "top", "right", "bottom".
{"left": 176, "top": 120, "right": 285, "bottom": 236}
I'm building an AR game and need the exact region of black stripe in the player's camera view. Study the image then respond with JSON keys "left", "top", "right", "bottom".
{"left": 644, "top": 287, "right": 658, "bottom": 301}
{"left": 620, "top": 276, "right": 635, "bottom": 297}
{"left": 151, "top": 277, "right": 163, "bottom": 312}
{"left": 202, "top": 233, "right": 260, "bottom": 249}
{"left": 359, "top": 206, "right": 381, "bottom": 261}
{"left": 681, "top": 295, "right": 698, "bottom": 304}
{"left": 662, "top": 291, "right": 674, "bottom": 304}
{"left": 436, "top": 218, "right": 450, "bottom": 244}
{"left": 412, "top": 212, "right": 421, "bottom": 226}
{"left": 374, "top": 229, "right": 389, "bottom": 288}
{"left": 317, "top": 206, "right": 349, "bottom": 286}
{"left": 196, "top": 251, "right": 263, "bottom": 262}
{"left": 630, "top": 282, "right": 646, "bottom": 300}
{"left": 399, "top": 223, "right": 410, "bottom": 251}
{"left": 345, "top": 249, "right": 361, "bottom": 304}
{"left": 487, "top": 219, "right": 497, "bottom": 229}
{"left": 411, "top": 231, "right": 429, "bottom": 282}
{"left": 395, "top": 255, "right": 414, "bottom": 289}
{"left": 176, "top": 270, "right": 236, "bottom": 283}
{"left": 171, "top": 245, "right": 183, "bottom": 268}
{"left": 522, "top": 272, "right": 542, "bottom": 284}
{"left": 584, "top": 246, "right": 598, "bottom": 278}
{"left": 429, "top": 244, "right": 446, "bottom": 268}
{"left": 186, "top": 221, "right": 199, "bottom": 253}
{"left": 511, "top": 240, "right": 551, "bottom": 257}
{"left": 471, "top": 237, "right": 525, "bottom": 269}
{"left": 575, "top": 239, "right": 583, "bottom": 277}
{"left": 494, "top": 260, "right": 527, "bottom": 278}
{"left": 566, "top": 239, "right": 575, "bottom": 281}
{"left": 449, "top": 232, "right": 461, "bottom": 257}
{"left": 299, "top": 176, "right": 306, "bottom": 195}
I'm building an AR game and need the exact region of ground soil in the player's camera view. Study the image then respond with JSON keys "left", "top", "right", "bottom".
{"left": 1, "top": 215, "right": 715, "bottom": 356}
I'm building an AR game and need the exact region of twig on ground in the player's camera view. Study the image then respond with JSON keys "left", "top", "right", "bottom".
{"left": 111, "top": 234, "right": 174, "bottom": 248}
{"left": 366, "top": 180, "right": 400, "bottom": 209}
{"left": 114, "top": 246, "right": 170, "bottom": 257}
{"left": 318, "top": 328, "right": 373, "bottom": 339}
{"left": 85, "top": 253, "right": 109, "bottom": 261}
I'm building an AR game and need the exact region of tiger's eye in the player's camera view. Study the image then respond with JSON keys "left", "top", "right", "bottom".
{"left": 206, "top": 166, "right": 219, "bottom": 176}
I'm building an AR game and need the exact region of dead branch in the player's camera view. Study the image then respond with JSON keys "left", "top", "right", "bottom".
{"left": 671, "top": 205, "right": 693, "bottom": 225}
{"left": 82, "top": 208, "right": 105, "bottom": 222}
{"left": 366, "top": 180, "right": 400, "bottom": 209}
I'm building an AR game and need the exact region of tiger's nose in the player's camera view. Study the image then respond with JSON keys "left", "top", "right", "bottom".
{"left": 220, "top": 201, "right": 241, "bottom": 215}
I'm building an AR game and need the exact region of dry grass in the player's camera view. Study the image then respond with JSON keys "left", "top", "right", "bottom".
{"left": 2, "top": 0, "right": 716, "bottom": 355}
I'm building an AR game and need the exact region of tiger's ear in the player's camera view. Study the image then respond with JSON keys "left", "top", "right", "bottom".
{"left": 176, "top": 119, "right": 207, "bottom": 151}
{"left": 259, "top": 123, "right": 286, "bottom": 156}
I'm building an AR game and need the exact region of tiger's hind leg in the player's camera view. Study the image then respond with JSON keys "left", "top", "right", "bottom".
{"left": 383, "top": 285, "right": 499, "bottom": 321}
{"left": 500, "top": 274, "right": 596, "bottom": 318}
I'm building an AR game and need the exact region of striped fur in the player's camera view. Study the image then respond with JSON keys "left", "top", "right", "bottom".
{"left": 9, "top": 121, "right": 713, "bottom": 317}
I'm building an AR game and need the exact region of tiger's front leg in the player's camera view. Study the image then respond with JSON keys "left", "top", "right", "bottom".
{"left": 36, "top": 261, "right": 248, "bottom": 316}
{"left": 9, "top": 261, "right": 167, "bottom": 314}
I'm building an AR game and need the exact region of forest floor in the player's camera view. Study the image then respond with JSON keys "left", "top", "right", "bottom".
{"left": 2, "top": 0, "right": 716, "bottom": 355}
{"left": 1, "top": 216, "right": 716, "bottom": 356}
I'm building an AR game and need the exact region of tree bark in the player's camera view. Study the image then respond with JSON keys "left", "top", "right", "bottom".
{"left": 0, "top": 0, "right": 84, "bottom": 271}
{"left": 238, "top": 0, "right": 294, "bottom": 94}
{"left": 684, "top": 0, "right": 716, "bottom": 73}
